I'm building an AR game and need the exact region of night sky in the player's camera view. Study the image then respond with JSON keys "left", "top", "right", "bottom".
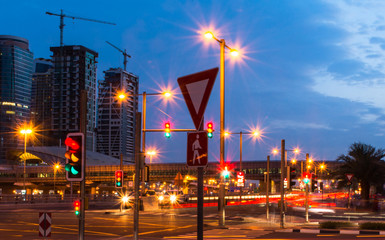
{"left": 2, "top": 0, "right": 385, "bottom": 165}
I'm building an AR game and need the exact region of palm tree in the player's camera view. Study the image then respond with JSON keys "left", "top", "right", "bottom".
{"left": 335, "top": 142, "right": 385, "bottom": 200}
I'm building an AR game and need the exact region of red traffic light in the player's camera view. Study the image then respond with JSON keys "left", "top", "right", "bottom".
{"left": 65, "top": 137, "right": 80, "bottom": 151}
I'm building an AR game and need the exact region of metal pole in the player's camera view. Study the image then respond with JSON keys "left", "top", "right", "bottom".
{"left": 305, "top": 183, "right": 309, "bottom": 223}
{"left": 219, "top": 39, "right": 226, "bottom": 227}
{"left": 133, "top": 112, "right": 142, "bottom": 240}
{"left": 54, "top": 168, "right": 56, "bottom": 194}
{"left": 280, "top": 139, "right": 285, "bottom": 228}
{"left": 266, "top": 155, "right": 270, "bottom": 221}
{"left": 142, "top": 92, "right": 146, "bottom": 153}
{"left": 197, "top": 119, "right": 204, "bottom": 240}
{"left": 79, "top": 90, "right": 87, "bottom": 240}
{"left": 239, "top": 132, "right": 242, "bottom": 200}
{"left": 305, "top": 153, "right": 309, "bottom": 223}
{"left": 23, "top": 133, "right": 26, "bottom": 192}
{"left": 197, "top": 167, "right": 204, "bottom": 240}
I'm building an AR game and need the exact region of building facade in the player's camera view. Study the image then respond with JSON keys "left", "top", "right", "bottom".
{"left": 50, "top": 45, "right": 98, "bottom": 151}
{"left": 31, "top": 58, "right": 53, "bottom": 146}
{"left": 97, "top": 68, "right": 138, "bottom": 162}
{"left": 0, "top": 35, "right": 34, "bottom": 163}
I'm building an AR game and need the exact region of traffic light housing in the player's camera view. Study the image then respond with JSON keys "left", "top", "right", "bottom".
{"left": 311, "top": 174, "right": 317, "bottom": 192}
{"left": 207, "top": 122, "right": 214, "bottom": 138}
{"left": 115, "top": 170, "right": 123, "bottom": 188}
{"left": 64, "top": 133, "right": 84, "bottom": 181}
{"left": 222, "top": 165, "right": 230, "bottom": 178}
{"left": 289, "top": 167, "right": 296, "bottom": 188}
{"left": 303, "top": 172, "right": 311, "bottom": 184}
{"left": 74, "top": 199, "right": 80, "bottom": 216}
{"left": 164, "top": 122, "right": 171, "bottom": 138}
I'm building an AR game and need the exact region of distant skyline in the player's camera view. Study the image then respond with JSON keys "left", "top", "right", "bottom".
{"left": 2, "top": 0, "right": 385, "bottom": 164}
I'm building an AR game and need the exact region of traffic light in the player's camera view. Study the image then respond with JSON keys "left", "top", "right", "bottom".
{"left": 207, "top": 122, "right": 214, "bottom": 138}
{"left": 289, "top": 167, "right": 296, "bottom": 188}
{"left": 74, "top": 199, "right": 80, "bottom": 216}
{"left": 115, "top": 170, "right": 123, "bottom": 188}
{"left": 303, "top": 172, "right": 311, "bottom": 184}
{"left": 311, "top": 174, "right": 317, "bottom": 192}
{"left": 64, "top": 133, "right": 84, "bottom": 181}
{"left": 222, "top": 165, "right": 230, "bottom": 178}
{"left": 164, "top": 122, "right": 171, "bottom": 138}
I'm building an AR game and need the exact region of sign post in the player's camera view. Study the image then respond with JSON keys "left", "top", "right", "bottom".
{"left": 178, "top": 68, "right": 218, "bottom": 240}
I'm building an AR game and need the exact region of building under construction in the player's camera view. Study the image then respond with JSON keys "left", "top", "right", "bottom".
{"left": 97, "top": 68, "right": 138, "bottom": 162}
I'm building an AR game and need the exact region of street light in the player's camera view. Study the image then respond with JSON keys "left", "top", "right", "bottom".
{"left": 54, "top": 163, "right": 61, "bottom": 193}
{"left": 204, "top": 30, "right": 239, "bottom": 227}
{"left": 146, "top": 150, "right": 157, "bottom": 164}
{"left": 20, "top": 128, "right": 33, "bottom": 193}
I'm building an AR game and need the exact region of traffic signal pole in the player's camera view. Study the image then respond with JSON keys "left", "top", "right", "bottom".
{"left": 280, "top": 139, "right": 285, "bottom": 228}
{"left": 133, "top": 112, "right": 142, "bottom": 240}
{"left": 266, "top": 155, "right": 270, "bottom": 220}
{"left": 79, "top": 90, "right": 87, "bottom": 240}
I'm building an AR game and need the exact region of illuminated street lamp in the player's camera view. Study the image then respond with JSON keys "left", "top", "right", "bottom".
{"left": 20, "top": 128, "right": 33, "bottom": 192}
{"left": 146, "top": 150, "right": 157, "bottom": 164}
{"left": 204, "top": 30, "right": 239, "bottom": 227}
{"left": 53, "top": 163, "right": 61, "bottom": 193}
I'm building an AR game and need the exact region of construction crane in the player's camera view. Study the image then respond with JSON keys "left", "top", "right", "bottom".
{"left": 106, "top": 41, "right": 131, "bottom": 71}
{"left": 46, "top": 9, "right": 116, "bottom": 46}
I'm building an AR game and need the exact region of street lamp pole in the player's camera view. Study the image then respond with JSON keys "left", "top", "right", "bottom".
{"left": 280, "top": 139, "right": 285, "bottom": 228}
{"left": 23, "top": 132, "right": 27, "bottom": 191}
{"left": 219, "top": 38, "right": 226, "bottom": 227}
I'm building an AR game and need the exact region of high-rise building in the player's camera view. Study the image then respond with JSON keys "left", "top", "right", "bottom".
{"left": 97, "top": 68, "right": 138, "bottom": 162}
{"left": 50, "top": 45, "right": 97, "bottom": 151}
{"left": 31, "top": 58, "right": 53, "bottom": 146}
{"left": 0, "top": 35, "right": 34, "bottom": 163}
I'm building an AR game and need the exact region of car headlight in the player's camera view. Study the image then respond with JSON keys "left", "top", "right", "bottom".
{"left": 159, "top": 196, "right": 164, "bottom": 201}
{"left": 170, "top": 195, "right": 177, "bottom": 203}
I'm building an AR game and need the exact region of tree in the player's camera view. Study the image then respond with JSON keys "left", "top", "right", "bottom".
{"left": 335, "top": 143, "right": 385, "bottom": 200}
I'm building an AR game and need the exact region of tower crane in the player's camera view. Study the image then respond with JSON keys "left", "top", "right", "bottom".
{"left": 46, "top": 9, "right": 116, "bottom": 46}
{"left": 106, "top": 41, "right": 131, "bottom": 71}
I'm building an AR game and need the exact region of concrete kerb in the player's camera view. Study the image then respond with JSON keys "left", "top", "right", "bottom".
{"left": 276, "top": 228, "right": 385, "bottom": 235}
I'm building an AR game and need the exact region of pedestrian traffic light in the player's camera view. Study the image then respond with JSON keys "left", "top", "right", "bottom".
{"left": 207, "top": 122, "right": 214, "bottom": 138}
{"left": 115, "top": 170, "right": 123, "bottom": 188}
{"left": 164, "top": 122, "right": 171, "bottom": 138}
{"left": 64, "top": 133, "right": 84, "bottom": 182}
{"left": 222, "top": 165, "right": 230, "bottom": 178}
{"left": 74, "top": 199, "right": 80, "bottom": 216}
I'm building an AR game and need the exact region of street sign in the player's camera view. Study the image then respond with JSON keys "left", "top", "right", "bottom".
{"left": 346, "top": 173, "right": 354, "bottom": 182}
{"left": 178, "top": 68, "right": 219, "bottom": 130}
{"left": 236, "top": 171, "right": 245, "bottom": 187}
{"left": 39, "top": 212, "right": 51, "bottom": 237}
{"left": 187, "top": 131, "right": 208, "bottom": 167}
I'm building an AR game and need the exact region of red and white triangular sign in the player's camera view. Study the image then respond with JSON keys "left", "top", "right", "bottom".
{"left": 346, "top": 173, "right": 354, "bottom": 182}
{"left": 178, "top": 68, "right": 218, "bottom": 130}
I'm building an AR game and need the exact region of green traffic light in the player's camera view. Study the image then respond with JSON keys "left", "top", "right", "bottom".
{"left": 75, "top": 211, "right": 79, "bottom": 215}
{"left": 116, "top": 182, "right": 121, "bottom": 186}
{"left": 71, "top": 166, "right": 79, "bottom": 175}
{"left": 65, "top": 163, "right": 71, "bottom": 172}
{"left": 165, "top": 132, "right": 171, "bottom": 138}
{"left": 208, "top": 132, "right": 213, "bottom": 138}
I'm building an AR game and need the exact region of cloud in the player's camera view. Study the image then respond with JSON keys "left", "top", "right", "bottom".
{"left": 309, "top": 0, "right": 385, "bottom": 118}
{"left": 270, "top": 120, "right": 331, "bottom": 130}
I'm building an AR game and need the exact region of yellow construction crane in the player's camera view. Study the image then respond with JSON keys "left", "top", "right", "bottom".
{"left": 46, "top": 9, "right": 116, "bottom": 46}
{"left": 106, "top": 41, "right": 131, "bottom": 71}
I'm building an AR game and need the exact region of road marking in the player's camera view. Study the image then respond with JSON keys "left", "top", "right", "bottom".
{"left": 122, "top": 224, "right": 194, "bottom": 238}
{"left": 164, "top": 235, "right": 247, "bottom": 238}
{"left": 357, "top": 235, "right": 385, "bottom": 238}
{"left": 317, "top": 234, "right": 339, "bottom": 237}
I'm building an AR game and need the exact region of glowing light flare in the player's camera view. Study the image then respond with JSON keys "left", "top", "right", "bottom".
{"left": 291, "top": 158, "right": 297, "bottom": 164}
{"left": 170, "top": 195, "right": 177, "bottom": 203}
{"left": 204, "top": 31, "right": 214, "bottom": 39}
{"left": 272, "top": 148, "right": 279, "bottom": 155}
{"left": 230, "top": 49, "right": 239, "bottom": 57}
{"left": 121, "top": 195, "right": 129, "bottom": 203}
{"left": 55, "top": 164, "right": 60, "bottom": 170}
{"left": 163, "top": 92, "right": 172, "bottom": 98}
{"left": 20, "top": 129, "right": 33, "bottom": 134}
{"left": 224, "top": 131, "right": 230, "bottom": 137}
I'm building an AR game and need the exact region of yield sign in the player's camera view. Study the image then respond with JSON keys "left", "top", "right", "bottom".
{"left": 178, "top": 68, "right": 218, "bottom": 130}
{"left": 346, "top": 173, "right": 354, "bottom": 182}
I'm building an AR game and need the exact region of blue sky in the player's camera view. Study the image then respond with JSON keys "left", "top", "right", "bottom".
{"left": 2, "top": 0, "right": 385, "bottom": 164}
